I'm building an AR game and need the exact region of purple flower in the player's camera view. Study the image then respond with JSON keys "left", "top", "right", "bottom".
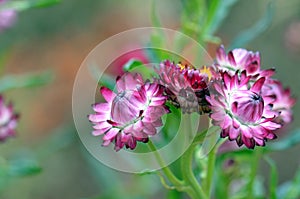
{"left": 0, "top": 0, "right": 17, "bottom": 32}
{"left": 0, "top": 95, "right": 19, "bottom": 142}
{"left": 215, "top": 45, "right": 275, "bottom": 78}
{"left": 262, "top": 79, "right": 296, "bottom": 125}
{"left": 157, "top": 60, "right": 211, "bottom": 114}
{"left": 89, "top": 73, "right": 169, "bottom": 151}
{"left": 207, "top": 71, "right": 281, "bottom": 149}
{"left": 215, "top": 45, "right": 261, "bottom": 75}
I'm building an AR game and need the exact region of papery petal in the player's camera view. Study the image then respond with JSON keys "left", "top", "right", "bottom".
{"left": 100, "top": 87, "right": 116, "bottom": 102}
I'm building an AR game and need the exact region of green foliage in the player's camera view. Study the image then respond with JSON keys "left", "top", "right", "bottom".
{"left": 2, "top": 0, "right": 61, "bottom": 11}
{"left": 180, "top": 0, "right": 206, "bottom": 38}
{"left": 266, "top": 129, "right": 300, "bottom": 151}
{"left": 180, "top": 0, "right": 238, "bottom": 43}
{"left": 0, "top": 155, "right": 41, "bottom": 193}
{"left": 8, "top": 158, "right": 42, "bottom": 177}
{"left": 202, "top": 0, "right": 238, "bottom": 36}
{"left": 277, "top": 168, "right": 300, "bottom": 199}
{"left": 167, "top": 189, "right": 182, "bottom": 199}
{"left": 161, "top": 102, "right": 181, "bottom": 141}
{"left": 0, "top": 71, "right": 54, "bottom": 92}
{"left": 123, "top": 59, "right": 144, "bottom": 72}
{"left": 151, "top": 0, "right": 162, "bottom": 28}
{"left": 264, "top": 156, "right": 278, "bottom": 199}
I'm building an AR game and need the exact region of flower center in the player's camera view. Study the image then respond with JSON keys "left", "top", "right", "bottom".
{"left": 231, "top": 91, "right": 264, "bottom": 123}
{"left": 111, "top": 90, "right": 140, "bottom": 124}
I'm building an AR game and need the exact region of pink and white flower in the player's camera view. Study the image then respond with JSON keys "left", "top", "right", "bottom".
{"left": 262, "top": 79, "right": 296, "bottom": 125}
{"left": 89, "top": 73, "right": 169, "bottom": 151}
{"left": 207, "top": 71, "right": 282, "bottom": 148}
{"left": 215, "top": 45, "right": 261, "bottom": 75}
{"left": 0, "top": 95, "right": 19, "bottom": 142}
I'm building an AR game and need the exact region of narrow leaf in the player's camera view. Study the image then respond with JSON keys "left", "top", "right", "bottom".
{"left": 151, "top": 0, "right": 162, "bottom": 27}
{"left": 229, "top": 2, "right": 274, "bottom": 49}
{"left": 0, "top": 71, "right": 54, "bottom": 92}
{"left": 264, "top": 156, "right": 278, "bottom": 199}
{"left": 1, "top": 0, "right": 61, "bottom": 11}
{"left": 203, "top": 0, "right": 239, "bottom": 36}
{"left": 123, "top": 59, "right": 144, "bottom": 72}
{"left": 8, "top": 158, "right": 42, "bottom": 177}
{"left": 266, "top": 128, "right": 300, "bottom": 151}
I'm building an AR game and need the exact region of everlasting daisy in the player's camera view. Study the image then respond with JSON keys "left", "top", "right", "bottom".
{"left": 157, "top": 60, "right": 211, "bottom": 114}
{"left": 89, "top": 73, "right": 169, "bottom": 151}
{"left": 262, "top": 79, "right": 296, "bottom": 125}
{"left": 0, "top": 95, "right": 19, "bottom": 142}
{"left": 215, "top": 45, "right": 261, "bottom": 75}
{"left": 207, "top": 71, "right": 282, "bottom": 148}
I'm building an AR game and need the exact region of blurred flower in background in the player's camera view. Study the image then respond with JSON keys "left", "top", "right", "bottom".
{"left": 0, "top": 95, "right": 18, "bottom": 142}
{"left": 0, "top": 0, "right": 17, "bottom": 32}
{"left": 108, "top": 48, "right": 149, "bottom": 75}
{"left": 285, "top": 21, "right": 300, "bottom": 53}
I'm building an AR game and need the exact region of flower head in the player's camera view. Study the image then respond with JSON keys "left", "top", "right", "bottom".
{"left": 207, "top": 71, "right": 282, "bottom": 148}
{"left": 89, "top": 73, "right": 169, "bottom": 151}
{"left": 215, "top": 45, "right": 261, "bottom": 75}
{"left": 157, "top": 60, "right": 211, "bottom": 114}
{"left": 262, "top": 79, "right": 296, "bottom": 125}
{"left": 0, "top": 95, "right": 19, "bottom": 142}
{"left": 0, "top": 0, "right": 17, "bottom": 32}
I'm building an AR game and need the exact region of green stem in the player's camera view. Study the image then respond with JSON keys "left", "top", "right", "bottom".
{"left": 247, "top": 149, "right": 261, "bottom": 199}
{"left": 264, "top": 156, "right": 278, "bottom": 199}
{"left": 203, "top": 145, "right": 217, "bottom": 197}
{"left": 148, "top": 140, "right": 199, "bottom": 198}
{"left": 203, "top": 138, "right": 226, "bottom": 198}
{"left": 148, "top": 140, "right": 183, "bottom": 187}
{"left": 181, "top": 142, "right": 208, "bottom": 199}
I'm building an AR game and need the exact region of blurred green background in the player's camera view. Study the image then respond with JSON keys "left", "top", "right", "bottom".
{"left": 0, "top": 0, "right": 299, "bottom": 198}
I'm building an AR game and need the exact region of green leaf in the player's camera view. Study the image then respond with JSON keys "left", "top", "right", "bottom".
{"left": 87, "top": 63, "right": 115, "bottom": 90}
{"left": 266, "top": 129, "right": 300, "bottom": 151}
{"left": 123, "top": 59, "right": 144, "bottom": 72}
{"left": 0, "top": 71, "right": 54, "bottom": 92}
{"left": 160, "top": 102, "right": 181, "bottom": 141}
{"left": 199, "top": 125, "right": 221, "bottom": 157}
{"left": 167, "top": 190, "right": 182, "bottom": 199}
{"left": 180, "top": 0, "right": 206, "bottom": 37}
{"left": 8, "top": 158, "right": 42, "bottom": 177}
{"left": 151, "top": 0, "right": 162, "bottom": 27}
{"left": 98, "top": 74, "right": 115, "bottom": 91}
{"left": 29, "top": 0, "right": 61, "bottom": 8}
{"left": 136, "top": 169, "right": 156, "bottom": 176}
{"left": 1, "top": 0, "right": 61, "bottom": 11}
{"left": 229, "top": 1, "right": 274, "bottom": 49}
{"left": 149, "top": 0, "right": 166, "bottom": 62}
{"left": 264, "top": 156, "right": 278, "bottom": 199}
{"left": 202, "top": 0, "right": 239, "bottom": 36}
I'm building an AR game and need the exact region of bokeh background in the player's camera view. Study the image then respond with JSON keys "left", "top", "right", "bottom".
{"left": 0, "top": 0, "right": 300, "bottom": 198}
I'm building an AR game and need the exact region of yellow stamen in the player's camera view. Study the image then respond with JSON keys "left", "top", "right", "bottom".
{"left": 200, "top": 66, "right": 212, "bottom": 81}
{"left": 177, "top": 63, "right": 186, "bottom": 71}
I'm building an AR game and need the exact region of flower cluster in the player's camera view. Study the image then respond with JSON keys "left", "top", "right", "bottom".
{"left": 89, "top": 45, "right": 295, "bottom": 151}
{"left": 208, "top": 45, "right": 295, "bottom": 148}
{"left": 0, "top": 95, "right": 19, "bottom": 142}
